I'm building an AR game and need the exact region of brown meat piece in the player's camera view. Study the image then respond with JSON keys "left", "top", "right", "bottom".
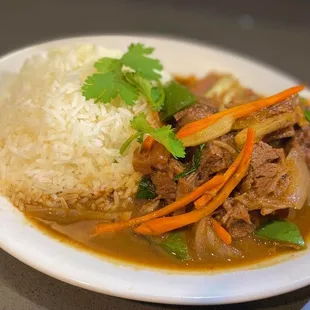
{"left": 197, "top": 140, "right": 235, "bottom": 183}
{"left": 226, "top": 88, "right": 261, "bottom": 108}
{"left": 132, "top": 142, "right": 170, "bottom": 175}
{"left": 268, "top": 95, "right": 299, "bottom": 116}
{"left": 220, "top": 199, "right": 255, "bottom": 238}
{"left": 241, "top": 142, "right": 288, "bottom": 197}
{"left": 174, "top": 98, "right": 217, "bottom": 127}
{"left": 176, "top": 173, "right": 196, "bottom": 199}
{"left": 190, "top": 73, "right": 219, "bottom": 97}
{"left": 151, "top": 171, "right": 177, "bottom": 200}
{"left": 291, "top": 126, "right": 310, "bottom": 169}
{"left": 167, "top": 158, "right": 185, "bottom": 176}
{"left": 264, "top": 126, "right": 295, "bottom": 142}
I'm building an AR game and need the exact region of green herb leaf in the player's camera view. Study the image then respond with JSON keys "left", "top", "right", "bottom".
{"left": 94, "top": 58, "right": 122, "bottom": 73}
{"left": 82, "top": 43, "right": 164, "bottom": 109}
{"left": 160, "top": 81, "right": 197, "bottom": 121}
{"left": 254, "top": 220, "right": 306, "bottom": 249}
{"left": 124, "top": 72, "right": 165, "bottom": 111}
{"left": 160, "top": 232, "right": 191, "bottom": 260}
{"left": 121, "top": 43, "right": 163, "bottom": 81}
{"left": 130, "top": 113, "right": 185, "bottom": 158}
{"left": 136, "top": 177, "right": 157, "bottom": 200}
{"left": 82, "top": 72, "right": 138, "bottom": 105}
{"left": 174, "top": 144, "right": 205, "bottom": 180}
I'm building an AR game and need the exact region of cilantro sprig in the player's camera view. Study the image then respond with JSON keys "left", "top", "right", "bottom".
{"left": 82, "top": 43, "right": 164, "bottom": 110}
{"left": 120, "top": 113, "right": 185, "bottom": 159}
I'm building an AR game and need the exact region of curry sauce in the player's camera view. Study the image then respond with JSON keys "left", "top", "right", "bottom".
{"left": 27, "top": 204, "right": 310, "bottom": 271}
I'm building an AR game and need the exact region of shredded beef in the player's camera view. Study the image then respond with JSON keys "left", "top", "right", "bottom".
{"left": 241, "top": 142, "right": 288, "bottom": 197}
{"left": 220, "top": 199, "right": 255, "bottom": 238}
{"left": 151, "top": 171, "right": 177, "bottom": 200}
{"left": 176, "top": 173, "right": 196, "bottom": 199}
{"left": 264, "top": 126, "right": 295, "bottom": 142}
{"left": 197, "top": 139, "right": 235, "bottom": 183}
{"left": 224, "top": 142, "right": 291, "bottom": 216}
{"left": 174, "top": 98, "right": 217, "bottom": 127}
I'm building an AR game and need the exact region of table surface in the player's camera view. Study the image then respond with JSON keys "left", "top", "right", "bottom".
{"left": 1, "top": 1, "right": 310, "bottom": 309}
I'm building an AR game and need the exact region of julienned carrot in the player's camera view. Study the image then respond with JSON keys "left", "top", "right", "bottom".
{"left": 95, "top": 174, "right": 224, "bottom": 234}
{"left": 134, "top": 128, "right": 255, "bottom": 236}
{"left": 177, "top": 85, "right": 304, "bottom": 138}
{"left": 211, "top": 218, "right": 232, "bottom": 245}
{"left": 194, "top": 148, "right": 244, "bottom": 209}
{"left": 174, "top": 75, "right": 197, "bottom": 87}
{"left": 141, "top": 136, "right": 154, "bottom": 153}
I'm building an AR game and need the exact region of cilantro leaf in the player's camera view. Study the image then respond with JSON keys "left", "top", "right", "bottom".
{"left": 82, "top": 43, "right": 165, "bottom": 109}
{"left": 131, "top": 113, "right": 185, "bottom": 158}
{"left": 120, "top": 113, "right": 185, "bottom": 158}
{"left": 124, "top": 72, "right": 165, "bottom": 111}
{"left": 82, "top": 71, "right": 138, "bottom": 105}
{"left": 121, "top": 43, "right": 163, "bottom": 81}
{"left": 94, "top": 58, "right": 122, "bottom": 73}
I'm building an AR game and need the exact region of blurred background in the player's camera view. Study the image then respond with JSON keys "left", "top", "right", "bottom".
{"left": 1, "top": 0, "right": 310, "bottom": 309}
{"left": 1, "top": 0, "right": 310, "bottom": 83}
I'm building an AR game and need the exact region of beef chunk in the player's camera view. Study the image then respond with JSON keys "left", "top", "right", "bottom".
{"left": 176, "top": 172, "right": 196, "bottom": 199}
{"left": 197, "top": 138, "right": 236, "bottom": 183}
{"left": 241, "top": 142, "right": 288, "bottom": 197}
{"left": 264, "top": 126, "right": 295, "bottom": 142}
{"left": 268, "top": 95, "right": 299, "bottom": 116}
{"left": 132, "top": 142, "right": 170, "bottom": 175}
{"left": 291, "top": 126, "right": 310, "bottom": 169}
{"left": 150, "top": 158, "right": 189, "bottom": 200}
{"left": 228, "top": 142, "right": 291, "bottom": 216}
{"left": 167, "top": 158, "right": 185, "bottom": 176}
{"left": 220, "top": 199, "right": 255, "bottom": 238}
{"left": 174, "top": 98, "right": 217, "bottom": 127}
{"left": 151, "top": 171, "right": 177, "bottom": 200}
{"left": 226, "top": 88, "right": 260, "bottom": 108}
{"left": 190, "top": 73, "right": 219, "bottom": 97}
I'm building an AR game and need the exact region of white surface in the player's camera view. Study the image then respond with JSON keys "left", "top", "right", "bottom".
{"left": 0, "top": 35, "right": 310, "bottom": 305}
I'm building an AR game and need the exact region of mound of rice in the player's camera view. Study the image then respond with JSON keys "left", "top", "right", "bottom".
{"left": 0, "top": 44, "right": 160, "bottom": 213}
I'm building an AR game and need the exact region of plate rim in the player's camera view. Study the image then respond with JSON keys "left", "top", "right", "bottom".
{"left": 0, "top": 34, "right": 309, "bottom": 305}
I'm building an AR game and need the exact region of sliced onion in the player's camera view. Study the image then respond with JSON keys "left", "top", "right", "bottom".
{"left": 286, "top": 148, "right": 310, "bottom": 210}
{"left": 287, "top": 208, "right": 297, "bottom": 220}
{"left": 24, "top": 206, "right": 132, "bottom": 224}
{"left": 235, "top": 112, "right": 297, "bottom": 148}
{"left": 180, "top": 115, "right": 234, "bottom": 147}
{"left": 194, "top": 217, "right": 241, "bottom": 259}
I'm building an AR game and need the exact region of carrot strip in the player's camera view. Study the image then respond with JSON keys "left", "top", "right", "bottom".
{"left": 177, "top": 85, "right": 304, "bottom": 138}
{"left": 134, "top": 128, "right": 255, "bottom": 235}
{"left": 141, "top": 136, "right": 154, "bottom": 153}
{"left": 174, "top": 75, "right": 197, "bottom": 87}
{"left": 95, "top": 174, "right": 224, "bottom": 234}
{"left": 194, "top": 148, "right": 244, "bottom": 209}
{"left": 211, "top": 218, "right": 232, "bottom": 245}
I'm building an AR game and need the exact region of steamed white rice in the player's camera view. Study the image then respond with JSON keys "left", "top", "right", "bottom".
{"left": 0, "top": 44, "right": 164, "bottom": 212}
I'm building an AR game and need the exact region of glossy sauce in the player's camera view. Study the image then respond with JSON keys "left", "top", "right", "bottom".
{"left": 27, "top": 205, "right": 310, "bottom": 271}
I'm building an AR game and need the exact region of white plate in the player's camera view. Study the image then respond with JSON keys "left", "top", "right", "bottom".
{"left": 0, "top": 35, "right": 309, "bottom": 305}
